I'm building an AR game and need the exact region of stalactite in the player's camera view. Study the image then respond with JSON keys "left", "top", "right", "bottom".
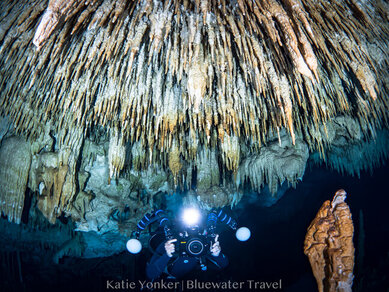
{"left": 220, "top": 133, "right": 240, "bottom": 172}
{"left": 237, "top": 131, "right": 309, "bottom": 194}
{"left": 27, "top": 128, "right": 84, "bottom": 224}
{"left": 0, "top": 137, "right": 31, "bottom": 224}
{"left": 168, "top": 139, "right": 182, "bottom": 186}
{"left": 108, "top": 127, "right": 126, "bottom": 182}
{"left": 33, "top": 0, "right": 86, "bottom": 50}
{"left": 0, "top": 0, "right": 388, "bottom": 216}
{"left": 310, "top": 121, "right": 389, "bottom": 178}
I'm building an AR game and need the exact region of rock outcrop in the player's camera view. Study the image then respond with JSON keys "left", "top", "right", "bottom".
{"left": 304, "top": 189, "right": 355, "bottom": 292}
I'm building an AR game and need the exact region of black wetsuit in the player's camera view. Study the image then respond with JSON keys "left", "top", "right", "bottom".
{"left": 146, "top": 242, "right": 229, "bottom": 280}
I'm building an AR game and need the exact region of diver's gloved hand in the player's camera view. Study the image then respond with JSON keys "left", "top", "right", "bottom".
{"left": 210, "top": 234, "right": 221, "bottom": 257}
{"left": 165, "top": 239, "right": 177, "bottom": 257}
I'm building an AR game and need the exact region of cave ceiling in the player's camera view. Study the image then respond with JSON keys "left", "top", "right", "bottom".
{"left": 0, "top": 0, "right": 388, "bottom": 238}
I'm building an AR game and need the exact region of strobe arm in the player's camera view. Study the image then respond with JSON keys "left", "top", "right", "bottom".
{"left": 127, "top": 209, "right": 172, "bottom": 255}
{"left": 207, "top": 209, "right": 251, "bottom": 242}
{"left": 216, "top": 209, "right": 238, "bottom": 230}
{"left": 206, "top": 210, "right": 218, "bottom": 238}
{"left": 206, "top": 208, "right": 238, "bottom": 239}
{"left": 156, "top": 210, "right": 174, "bottom": 240}
{"left": 136, "top": 212, "right": 153, "bottom": 233}
{"left": 136, "top": 209, "right": 172, "bottom": 237}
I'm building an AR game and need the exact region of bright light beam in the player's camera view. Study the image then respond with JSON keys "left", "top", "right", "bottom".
{"left": 182, "top": 208, "right": 201, "bottom": 226}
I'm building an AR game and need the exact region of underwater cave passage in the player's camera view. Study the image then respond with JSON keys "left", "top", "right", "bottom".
{"left": 0, "top": 0, "right": 389, "bottom": 291}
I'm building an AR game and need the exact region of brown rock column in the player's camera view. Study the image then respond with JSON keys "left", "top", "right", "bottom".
{"left": 304, "top": 189, "right": 355, "bottom": 292}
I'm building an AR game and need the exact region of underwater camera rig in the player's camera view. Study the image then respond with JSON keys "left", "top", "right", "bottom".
{"left": 126, "top": 207, "right": 251, "bottom": 255}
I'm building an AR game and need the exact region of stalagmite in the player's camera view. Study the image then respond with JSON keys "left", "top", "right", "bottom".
{"left": 304, "top": 189, "right": 355, "bottom": 292}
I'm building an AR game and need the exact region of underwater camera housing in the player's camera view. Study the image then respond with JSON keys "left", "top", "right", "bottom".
{"left": 183, "top": 236, "right": 209, "bottom": 256}
{"left": 174, "top": 208, "right": 236, "bottom": 257}
{"left": 176, "top": 228, "right": 212, "bottom": 257}
{"left": 147, "top": 226, "right": 212, "bottom": 257}
{"left": 175, "top": 208, "right": 212, "bottom": 257}
{"left": 129, "top": 208, "right": 244, "bottom": 255}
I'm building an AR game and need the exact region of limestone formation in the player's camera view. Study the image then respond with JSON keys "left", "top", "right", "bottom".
{"left": 310, "top": 117, "right": 389, "bottom": 177}
{"left": 1, "top": 0, "right": 388, "bottom": 169}
{"left": 27, "top": 127, "right": 84, "bottom": 224}
{"left": 108, "top": 127, "right": 126, "bottom": 181}
{"left": 0, "top": 0, "right": 388, "bottom": 225}
{"left": 237, "top": 131, "right": 309, "bottom": 193}
{"left": 0, "top": 137, "right": 31, "bottom": 224}
{"left": 304, "top": 189, "right": 355, "bottom": 292}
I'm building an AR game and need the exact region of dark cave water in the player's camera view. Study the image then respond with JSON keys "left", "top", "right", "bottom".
{"left": 1, "top": 162, "right": 389, "bottom": 292}
{"left": 224, "top": 163, "right": 389, "bottom": 292}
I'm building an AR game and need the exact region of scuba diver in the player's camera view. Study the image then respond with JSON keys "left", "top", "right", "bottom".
{"left": 127, "top": 207, "right": 248, "bottom": 280}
